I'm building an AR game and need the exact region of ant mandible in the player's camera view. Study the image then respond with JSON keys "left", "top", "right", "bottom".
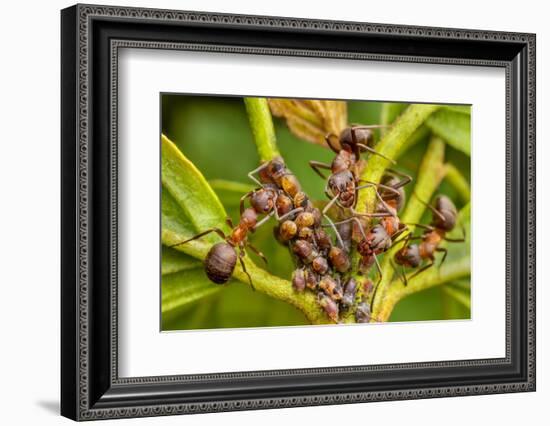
{"left": 393, "top": 194, "right": 466, "bottom": 285}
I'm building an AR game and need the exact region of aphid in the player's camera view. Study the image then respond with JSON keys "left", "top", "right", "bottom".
{"left": 292, "top": 240, "right": 317, "bottom": 264}
{"left": 292, "top": 267, "right": 307, "bottom": 292}
{"left": 311, "top": 255, "right": 329, "bottom": 275}
{"left": 355, "top": 301, "right": 371, "bottom": 323}
{"left": 319, "top": 276, "right": 343, "bottom": 301}
{"left": 393, "top": 195, "right": 465, "bottom": 285}
{"left": 278, "top": 220, "right": 298, "bottom": 242}
{"left": 341, "top": 277, "right": 358, "bottom": 309}
{"left": 313, "top": 227, "right": 332, "bottom": 253}
{"left": 328, "top": 246, "right": 351, "bottom": 273}
{"left": 318, "top": 292, "right": 339, "bottom": 322}
{"left": 305, "top": 270, "right": 319, "bottom": 290}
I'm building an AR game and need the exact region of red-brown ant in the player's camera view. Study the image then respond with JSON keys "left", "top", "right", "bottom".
{"left": 170, "top": 204, "right": 270, "bottom": 288}
{"left": 308, "top": 125, "right": 397, "bottom": 221}
{"left": 393, "top": 195, "right": 465, "bottom": 285}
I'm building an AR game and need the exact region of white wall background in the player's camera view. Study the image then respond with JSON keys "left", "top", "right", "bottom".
{"left": 0, "top": 0, "right": 546, "bottom": 424}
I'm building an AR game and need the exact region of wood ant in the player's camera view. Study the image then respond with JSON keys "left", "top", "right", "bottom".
{"left": 308, "top": 125, "right": 398, "bottom": 229}
{"left": 170, "top": 202, "right": 271, "bottom": 288}
{"left": 393, "top": 195, "right": 465, "bottom": 285}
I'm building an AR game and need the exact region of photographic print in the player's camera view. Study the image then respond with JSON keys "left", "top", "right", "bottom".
{"left": 161, "top": 95, "right": 471, "bottom": 331}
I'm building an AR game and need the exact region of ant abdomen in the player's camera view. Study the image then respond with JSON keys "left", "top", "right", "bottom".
{"left": 433, "top": 195, "right": 458, "bottom": 231}
{"left": 204, "top": 242, "right": 237, "bottom": 284}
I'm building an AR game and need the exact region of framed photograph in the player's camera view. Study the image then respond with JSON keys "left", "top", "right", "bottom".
{"left": 61, "top": 4, "right": 536, "bottom": 421}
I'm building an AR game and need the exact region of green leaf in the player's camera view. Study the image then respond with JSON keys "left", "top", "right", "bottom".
{"left": 441, "top": 284, "right": 471, "bottom": 310}
{"left": 444, "top": 163, "right": 471, "bottom": 203}
{"left": 208, "top": 179, "right": 255, "bottom": 209}
{"left": 162, "top": 246, "right": 202, "bottom": 275}
{"left": 162, "top": 134, "right": 228, "bottom": 237}
{"left": 426, "top": 109, "right": 471, "bottom": 156}
{"left": 162, "top": 268, "right": 223, "bottom": 316}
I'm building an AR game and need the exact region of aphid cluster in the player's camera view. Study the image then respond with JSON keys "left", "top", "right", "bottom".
{"left": 173, "top": 124, "right": 465, "bottom": 324}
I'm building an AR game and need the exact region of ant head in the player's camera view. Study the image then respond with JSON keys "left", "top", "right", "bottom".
{"left": 250, "top": 188, "right": 275, "bottom": 214}
{"left": 260, "top": 158, "right": 286, "bottom": 183}
{"left": 328, "top": 170, "right": 355, "bottom": 194}
{"left": 433, "top": 195, "right": 458, "bottom": 231}
{"left": 340, "top": 127, "right": 374, "bottom": 151}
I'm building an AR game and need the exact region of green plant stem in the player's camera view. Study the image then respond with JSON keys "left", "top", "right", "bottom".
{"left": 369, "top": 137, "right": 447, "bottom": 321}
{"left": 375, "top": 256, "right": 470, "bottom": 321}
{"left": 244, "top": 97, "right": 281, "bottom": 162}
{"left": 357, "top": 104, "right": 441, "bottom": 215}
{"left": 444, "top": 163, "right": 471, "bottom": 203}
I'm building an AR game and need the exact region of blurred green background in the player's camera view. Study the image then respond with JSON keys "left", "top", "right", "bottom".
{"left": 161, "top": 95, "right": 471, "bottom": 331}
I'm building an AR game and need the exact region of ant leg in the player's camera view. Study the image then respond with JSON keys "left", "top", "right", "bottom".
{"left": 276, "top": 207, "right": 304, "bottom": 222}
{"left": 392, "top": 231, "right": 420, "bottom": 248}
{"left": 309, "top": 160, "right": 331, "bottom": 180}
{"left": 238, "top": 248, "right": 254, "bottom": 290}
{"left": 353, "top": 182, "right": 399, "bottom": 217}
{"left": 239, "top": 191, "right": 254, "bottom": 215}
{"left": 226, "top": 217, "right": 234, "bottom": 228}
{"left": 350, "top": 207, "right": 394, "bottom": 218}
{"left": 324, "top": 133, "right": 340, "bottom": 153}
{"left": 404, "top": 222, "right": 435, "bottom": 232}
{"left": 247, "top": 163, "right": 269, "bottom": 187}
{"left": 390, "top": 259, "right": 407, "bottom": 287}
{"left": 322, "top": 193, "right": 341, "bottom": 215}
{"left": 385, "top": 168, "right": 412, "bottom": 189}
{"left": 372, "top": 254, "right": 383, "bottom": 287}
{"left": 247, "top": 242, "right": 268, "bottom": 264}
{"left": 357, "top": 180, "right": 401, "bottom": 198}
{"left": 323, "top": 214, "right": 346, "bottom": 248}
{"left": 325, "top": 216, "right": 367, "bottom": 240}
{"left": 412, "top": 193, "right": 446, "bottom": 223}
{"left": 407, "top": 260, "right": 435, "bottom": 283}
{"left": 444, "top": 235, "right": 466, "bottom": 243}
{"left": 390, "top": 225, "right": 409, "bottom": 240}
{"left": 169, "top": 228, "right": 226, "bottom": 248}
{"left": 356, "top": 143, "right": 396, "bottom": 165}
{"left": 436, "top": 247, "right": 448, "bottom": 267}
{"left": 253, "top": 211, "right": 275, "bottom": 230}
{"left": 445, "top": 224, "right": 466, "bottom": 243}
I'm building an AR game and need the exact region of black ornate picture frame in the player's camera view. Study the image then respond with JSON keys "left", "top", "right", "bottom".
{"left": 61, "top": 4, "right": 536, "bottom": 421}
